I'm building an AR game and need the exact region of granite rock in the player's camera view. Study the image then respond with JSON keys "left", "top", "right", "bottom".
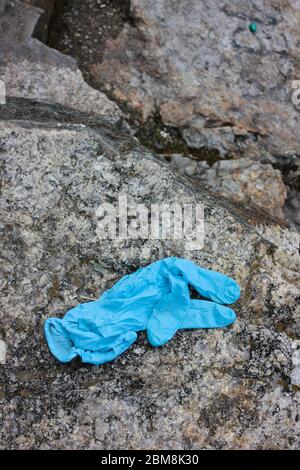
{"left": 0, "top": 340, "right": 6, "bottom": 364}
{"left": 0, "top": 98, "right": 299, "bottom": 449}
{"left": 22, "top": 0, "right": 56, "bottom": 42}
{"left": 169, "top": 155, "right": 287, "bottom": 218}
{"left": 92, "top": 0, "right": 300, "bottom": 163}
{"left": 0, "top": 0, "right": 123, "bottom": 125}
{"left": 90, "top": 0, "right": 300, "bottom": 227}
{"left": 41, "top": 0, "right": 300, "bottom": 229}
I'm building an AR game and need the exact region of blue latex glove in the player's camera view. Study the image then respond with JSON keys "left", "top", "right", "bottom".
{"left": 44, "top": 257, "right": 240, "bottom": 365}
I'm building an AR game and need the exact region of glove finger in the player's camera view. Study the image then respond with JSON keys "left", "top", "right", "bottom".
{"left": 147, "top": 273, "right": 190, "bottom": 347}
{"left": 181, "top": 299, "right": 236, "bottom": 329}
{"left": 167, "top": 258, "right": 240, "bottom": 304}
{"left": 44, "top": 318, "right": 78, "bottom": 363}
{"left": 79, "top": 331, "right": 137, "bottom": 365}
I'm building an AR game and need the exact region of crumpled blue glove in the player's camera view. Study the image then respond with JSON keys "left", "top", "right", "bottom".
{"left": 44, "top": 257, "right": 240, "bottom": 365}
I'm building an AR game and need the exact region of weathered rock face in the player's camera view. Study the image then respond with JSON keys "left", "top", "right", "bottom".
{"left": 278, "top": 154, "right": 300, "bottom": 229}
{"left": 38, "top": 0, "right": 300, "bottom": 230}
{"left": 22, "top": 0, "right": 56, "bottom": 42}
{"left": 0, "top": 98, "right": 299, "bottom": 449}
{"left": 0, "top": 0, "right": 5, "bottom": 15}
{"left": 90, "top": 0, "right": 300, "bottom": 227}
{"left": 0, "top": 0, "right": 123, "bottom": 125}
{"left": 92, "top": 0, "right": 300, "bottom": 162}
{"left": 1, "top": 0, "right": 298, "bottom": 226}
{"left": 47, "top": 0, "right": 130, "bottom": 85}
{"left": 169, "top": 155, "right": 287, "bottom": 218}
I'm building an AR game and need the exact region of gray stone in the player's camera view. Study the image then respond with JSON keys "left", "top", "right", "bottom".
{"left": 91, "top": 0, "right": 300, "bottom": 227}
{"left": 198, "top": 158, "right": 287, "bottom": 219}
{"left": 0, "top": 97, "right": 299, "bottom": 449}
{"left": 169, "top": 155, "right": 287, "bottom": 219}
{"left": 22, "top": 1, "right": 56, "bottom": 42}
{"left": 0, "top": 0, "right": 5, "bottom": 15}
{"left": 0, "top": 340, "right": 6, "bottom": 364}
{"left": 291, "top": 341, "right": 300, "bottom": 386}
{"left": 92, "top": 0, "right": 300, "bottom": 163}
{"left": 0, "top": 0, "right": 123, "bottom": 126}
{"left": 281, "top": 158, "right": 300, "bottom": 230}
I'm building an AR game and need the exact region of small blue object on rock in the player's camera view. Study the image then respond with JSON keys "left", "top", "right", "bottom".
{"left": 44, "top": 257, "right": 241, "bottom": 365}
{"left": 249, "top": 22, "right": 257, "bottom": 33}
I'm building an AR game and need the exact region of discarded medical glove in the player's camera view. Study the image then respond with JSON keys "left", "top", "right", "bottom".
{"left": 44, "top": 257, "right": 240, "bottom": 365}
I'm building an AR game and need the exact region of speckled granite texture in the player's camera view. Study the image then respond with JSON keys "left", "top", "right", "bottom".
{"left": 0, "top": 98, "right": 299, "bottom": 449}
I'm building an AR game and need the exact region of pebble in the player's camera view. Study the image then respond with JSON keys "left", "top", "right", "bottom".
{"left": 160, "top": 130, "right": 169, "bottom": 139}
{"left": 0, "top": 340, "right": 7, "bottom": 364}
{"left": 133, "top": 347, "right": 143, "bottom": 355}
{"left": 184, "top": 163, "right": 197, "bottom": 177}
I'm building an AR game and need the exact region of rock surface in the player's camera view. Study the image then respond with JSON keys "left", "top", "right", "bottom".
{"left": 169, "top": 155, "right": 287, "bottom": 218}
{"left": 89, "top": 0, "right": 300, "bottom": 226}
{"left": 0, "top": 97, "right": 299, "bottom": 449}
{"left": 0, "top": 0, "right": 123, "bottom": 125}
{"left": 47, "top": 0, "right": 130, "bottom": 85}
{"left": 92, "top": 0, "right": 300, "bottom": 162}
{"left": 0, "top": 340, "right": 6, "bottom": 364}
{"left": 1, "top": 0, "right": 297, "bottom": 227}
{"left": 22, "top": 0, "right": 56, "bottom": 42}
{"left": 278, "top": 154, "right": 300, "bottom": 230}
{"left": 0, "top": 0, "right": 5, "bottom": 15}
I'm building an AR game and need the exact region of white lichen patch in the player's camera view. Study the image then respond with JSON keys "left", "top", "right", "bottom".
{"left": 0, "top": 340, "right": 6, "bottom": 364}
